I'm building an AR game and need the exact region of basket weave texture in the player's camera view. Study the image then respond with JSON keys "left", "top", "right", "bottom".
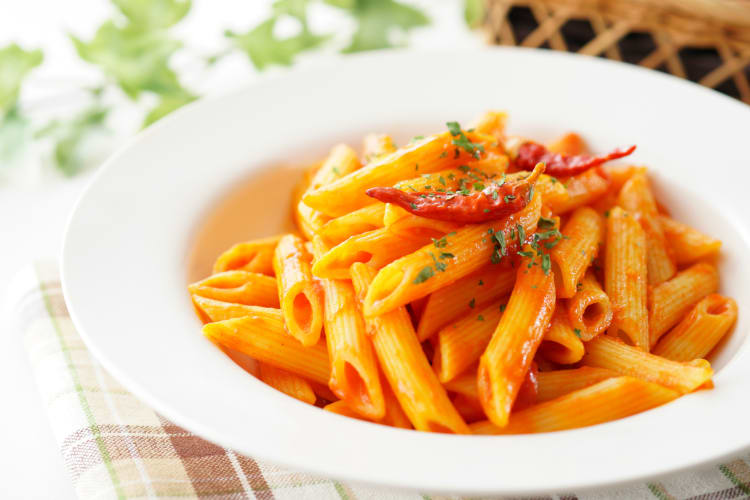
{"left": 484, "top": 0, "right": 750, "bottom": 104}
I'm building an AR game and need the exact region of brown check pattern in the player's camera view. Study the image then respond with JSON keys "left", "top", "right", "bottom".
{"left": 14, "top": 262, "right": 750, "bottom": 500}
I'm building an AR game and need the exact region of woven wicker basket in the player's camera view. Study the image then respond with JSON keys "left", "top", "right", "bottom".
{"left": 483, "top": 0, "right": 750, "bottom": 104}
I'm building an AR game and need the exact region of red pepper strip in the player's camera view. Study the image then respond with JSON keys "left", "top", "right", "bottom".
{"left": 366, "top": 163, "right": 545, "bottom": 224}
{"left": 515, "top": 142, "right": 636, "bottom": 177}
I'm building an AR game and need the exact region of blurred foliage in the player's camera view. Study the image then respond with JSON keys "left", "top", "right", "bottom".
{"left": 35, "top": 99, "right": 109, "bottom": 177}
{"left": 2, "top": 0, "right": 434, "bottom": 177}
{"left": 0, "top": 44, "right": 43, "bottom": 114}
{"left": 336, "top": 0, "right": 429, "bottom": 53}
{"left": 0, "top": 44, "right": 43, "bottom": 165}
{"left": 464, "top": 0, "right": 485, "bottom": 28}
{"left": 227, "top": 0, "right": 429, "bottom": 68}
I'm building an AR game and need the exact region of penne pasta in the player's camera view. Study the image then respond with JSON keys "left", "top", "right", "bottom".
{"left": 362, "top": 133, "right": 397, "bottom": 163}
{"left": 602, "top": 165, "right": 647, "bottom": 194}
{"left": 538, "top": 306, "right": 585, "bottom": 365}
{"left": 658, "top": 215, "right": 722, "bottom": 265}
{"left": 605, "top": 207, "right": 649, "bottom": 350}
{"left": 303, "top": 130, "right": 501, "bottom": 217}
{"left": 547, "top": 132, "right": 586, "bottom": 156}
{"left": 478, "top": 251, "right": 556, "bottom": 427}
{"left": 434, "top": 299, "right": 505, "bottom": 383}
{"left": 536, "top": 366, "right": 617, "bottom": 402}
{"left": 324, "top": 400, "right": 368, "bottom": 421}
{"left": 416, "top": 265, "right": 516, "bottom": 341}
{"left": 193, "top": 296, "right": 275, "bottom": 322}
{"left": 472, "top": 110, "right": 507, "bottom": 140}
{"left": 443, "top": 368, "right": 479, "bottom": 401}
{"left": 212, "top": 235, "right": 281, "bottom": 276}
{"left": 649, "top": 262, "right": 719, "bottom": 347}
{"left": 203, "top": 312, "right": 330, "bottom": 385}
{"left": 296, "top": 144, "right": 361, "bottom": 239}
{"left": 350, "top": 263, "right": 470, "bottom": 434}
{"left": 312, "top": 226, "right": 442, "bottom": 280}
{"left": 311, "top": 236, "right": 385, "bottom": 419}
{"left": 567, "top": 271, "right": 613, "bottom": 341}
{"left": 547, "top": 168, "right": 610, "bottom": 214}
{"left": 618, "top": 173, "right": 676, "bottom": 284}
{"left": 272, "top": 234, "right": 324, "bottom": 346}
{"left": 653, "top": 294, "right": 737, "bottom": 361}
{"left": 189, "top": 115, "right": 738, "bottom": 434}
{"left": 550, "top": 206, "right": 603, "bottom": 298}
{"left": 452, "top": 394, "right": 486, "bottom": 423}
{"left": 189, "top": 270, "right": 279, "bottom": 308}
{"left": 363, "top": 191, "right": 541, "bottom": 317}
{"left": 259, "top": 363, "right": 316, "bottom": 405}
{"left": 324, "top": 385, "right": 412, "bottom": 429}
{"left": 471, "top": 377, "right": 679, "bottom": 434}
{"left": 318, "top": 204, "right": 386, "bottom": 245}
{"left": 582, "top": 336, "right": 713, "bottom": 393}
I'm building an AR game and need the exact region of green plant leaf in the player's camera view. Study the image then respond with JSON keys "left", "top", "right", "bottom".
{"left": 71, "top": 21, "right": 184, "bottom": 99}
{"left": 0, "top": 44, "right": 43, "bottom": 115}
{"left": 112, "top": 0, "right": 192, "bottom": 29}
{"left": 323, "top": 0, "right": 354, "bottom": 8}
{"left": 339, "top": 0, "right": 429, "bottom": 53}
{"left": 272, "top": 0, "right": 310, "bottom": 20}
{"left": 464, "top": 0, "right": 485, "bottom": 28}
{"left": 226, "top": 17, "right": 329, "bottom": 70}
{"left": 143, "top": 90, "right": 196, "bottom": 127}
{"left": 0, "top": 107, "right": 30, "bottom": 165}
{"left": 50, "top": 105, "right": 109, "bottom": 177}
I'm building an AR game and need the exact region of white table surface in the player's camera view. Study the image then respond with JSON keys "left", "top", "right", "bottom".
{"left": 0, "top": 1, "right": 480, "bottom": 497}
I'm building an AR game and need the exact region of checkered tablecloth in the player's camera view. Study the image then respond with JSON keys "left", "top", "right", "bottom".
{"left": 10, "top": 261, "right": 750, "bottom": 499}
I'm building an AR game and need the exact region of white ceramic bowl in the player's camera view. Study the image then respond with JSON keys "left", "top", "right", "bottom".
{"left": 62, "top": 49, "right": 750, "bottom": 495}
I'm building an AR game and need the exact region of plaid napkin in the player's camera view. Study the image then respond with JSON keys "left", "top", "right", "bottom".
{"left": 11, "top": 261, "right": 750, "bottom": 500}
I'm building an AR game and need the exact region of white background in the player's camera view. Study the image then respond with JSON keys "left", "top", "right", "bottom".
{"left": 0, "top": 1, "right": 480, "bottom": 497}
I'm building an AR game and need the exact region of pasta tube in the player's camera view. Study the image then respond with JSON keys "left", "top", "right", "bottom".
{"left": 193, "top": 296, "right": 275, "bottom": 322}
{"left": 303, "top": 130, "right": 500, "bottom": 216}
{"left": 471, "top": 377, "right": 679, "bottom": 434}
{"left": 272, "top": 234, "right": 324, "bottom": 346}
{"left": 212, "top": 235, "right": 281, "bottom": 276}
{"left": 416, "top": 265, "right": 516, "bottom": 341}
{"left": 567, "top": 271, "right": 613, "bottom": 340}
{"left": 582, "top": 336, "right": 713, "bottom": 393}
{"left": 295, "top": 144, "right": 361, "bottom": 239}
{"left": 362, "top": 133, "right": 397, "bottom": 163}
{"left": 188, "top": 271, "right": 279, "bottom": 308}
{"left": 658, "top": 215, "right": 722, "bottom": 265}
{"left": 203, "top": 312, "right": 330, "bottom": 385}
{"left": 649, "top": 262, "right": 719, "bottom": 347}
{"left": 536, "top": 366, "right": 617, "bottom": 402}
{"left": 538, "top": 306, "right": 585, "bottom": 365}
{"left": 653, "top": 294, "right": 737, "bottom": 361}
{"left": 547, "top": 168, "right": 610, "bottom": 214}
{"left": 550, "top": 206, "right": 603, "bottom": 298}
{"left": 312, "top": 226, "right": 440, "bottom": 280}
{"left": 259, "top": 363, "right": 316, "bottom": 405}
{"left": 605, "top": 207, "right": 649, "bottom": 350}
{"left": 434, "top": 299, "right": 505, "bottom": 382}
{"left": 473, "top": 110, "right": 507, "bottom": 140}
{"left": 478, "top": 252, "right": 556, "bottom": 427}
{"left": 318, "top": 204, "right": 386, "bottom": 245}
{"left": 324, "top": 386, "right": 412, "bottom": 429}
{"left": 618, "top": 173, "right": 675, "bottom": 284}
{"left": 547, "top": 132, "right": 586, "bottom": 155}
{"left": 350, "top": 263, "right": 469, "bottom": 434}
{"left": 363, "top": 191, "right": 541, "bottom": 317}
{"left": 311, "top": 236, "right": 384, "bottom": 419}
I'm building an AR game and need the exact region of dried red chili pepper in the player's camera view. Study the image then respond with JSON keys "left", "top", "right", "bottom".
{"left": 366, "top": 164, "right": 545, "bottom": 224}
{"left": 515, "top": 142, "right": 636, "bottom": 177}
